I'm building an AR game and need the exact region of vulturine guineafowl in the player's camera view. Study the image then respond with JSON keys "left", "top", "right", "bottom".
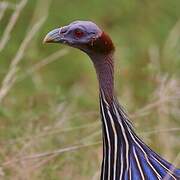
{"left": 44, "top": 20, "right": 180, "bottom": 180}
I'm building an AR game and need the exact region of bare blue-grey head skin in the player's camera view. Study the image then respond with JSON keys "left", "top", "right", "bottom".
{"left": 44, "top": 20, "right": 115, "bottom": 56}
{"left": 44, "top": 21, "right": 104, "bottom": 54}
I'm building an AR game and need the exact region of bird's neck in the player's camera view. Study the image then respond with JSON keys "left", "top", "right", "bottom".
{"left": 89, "top": 53, "right": 114, "bottom": 103}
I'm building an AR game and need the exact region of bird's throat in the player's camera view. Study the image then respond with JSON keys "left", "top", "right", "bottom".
{"left": 89, "top": 53, "right": 114, "bottom": 103}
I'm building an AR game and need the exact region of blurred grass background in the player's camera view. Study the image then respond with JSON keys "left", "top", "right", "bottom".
{"left": 0, "top": 0, "right": 180, "bottom": 179}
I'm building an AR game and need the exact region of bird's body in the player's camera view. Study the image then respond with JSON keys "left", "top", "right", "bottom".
{"left": 44, "top": 20, "right": 180, "bottom": 180}
{"left": 100, "top": 90, "right": 179, "bottom": 180}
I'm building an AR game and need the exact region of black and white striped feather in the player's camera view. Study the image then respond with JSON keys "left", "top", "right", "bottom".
{"left": 100, "top": 90, "right": 180, "bottom": 180}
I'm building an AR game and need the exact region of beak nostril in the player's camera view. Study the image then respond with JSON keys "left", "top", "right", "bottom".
{"left": 60, "top": 27, "right": 68, "bottom": 34}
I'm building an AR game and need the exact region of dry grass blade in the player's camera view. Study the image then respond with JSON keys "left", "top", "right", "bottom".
{"left": 0, "top": 1, "right": 16, "bottom": 10}
{"left": 0, "top": 2, "right": 8, "bottom": 22}
{"left": 155, "top": 76, "right": 180, "bottom": 159}
{"left": 0, "top": 123, "right": 100, "bottom": 157}
{"left": 2, "top": 141, "right": 101, "bottom": 167}
{"left": 0, "top": 166, "right": 4, "bottom": 177}
{"left": 131, "top": 79, "right": 180, "bottom": 119}
{"left": 92, "top": 170, "right": 100, "bottom": 180}
{"left": 141, "top": 127, "right": 180, "bottom": 135}
{"left": 164, "top": 153, "right": 180, "bottom": 180}
{"left": 163, "top": 18, "right": 180, "bottom": 58}
{"left": 0, "top": 16, "right": 47, "bottom": 104}
{"left": 0, "top": 0, "right": 28, "bottom": 52}
{"left": 27, "top": 49, "right": 68, "bottom": 73}
{"left": 17, "top": 49, "right": 69, "bottom": 82}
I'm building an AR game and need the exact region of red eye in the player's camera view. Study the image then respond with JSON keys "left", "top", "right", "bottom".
{"left": 74, "top": 29, "right": 84, "bottom": 38}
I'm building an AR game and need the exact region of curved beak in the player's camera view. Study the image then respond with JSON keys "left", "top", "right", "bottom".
{"left": 43, "top": 28, "right": 62, "bottom": 44}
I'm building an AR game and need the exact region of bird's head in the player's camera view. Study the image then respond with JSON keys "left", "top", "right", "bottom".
{"left": 43, "top": 20, "right": 114, "bottom": 55}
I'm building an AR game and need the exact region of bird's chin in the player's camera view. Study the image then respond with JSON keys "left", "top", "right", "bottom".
{"left": 58, "top": 39, "right": 75, "bottom": 46}
{"left": 59, "top": 39, "right": 68, "bottom": 44}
